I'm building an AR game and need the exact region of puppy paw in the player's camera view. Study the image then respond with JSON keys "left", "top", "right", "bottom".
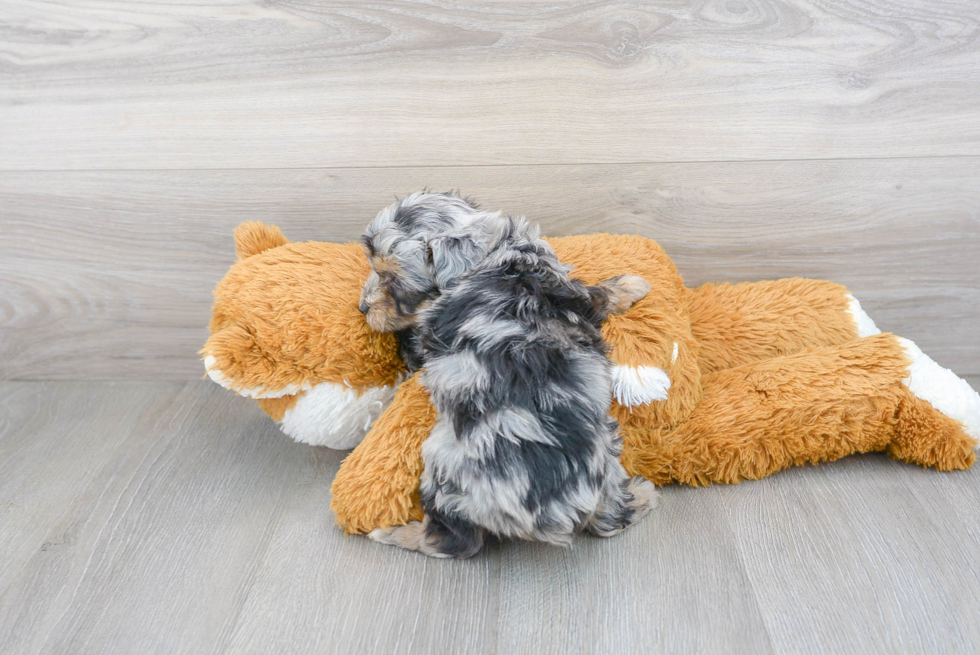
{"left": 367, "top": 526, "right": 398, "bottom": 545}
{"left": 625, "top": 476, "right": 659, "bottom": 522}
{"left": 367, "top": 521, "right": 452, "bottom": 558}
{"left": 588, "top": 476, "right": 659, "bottom": 538}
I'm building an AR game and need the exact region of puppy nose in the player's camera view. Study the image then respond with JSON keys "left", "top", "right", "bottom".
{"left": 358, "top": 300, "right": 369, "bottom": 315}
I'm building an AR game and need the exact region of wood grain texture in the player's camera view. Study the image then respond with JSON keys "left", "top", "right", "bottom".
{"left": 2, "top": 158, "right": 977, "bottom": 380}
{"left": 2, "top": 0, "right": 980, "bottom": 169}
{"left": 221, "top": 446, "right": 503, "bottom": 655}
{"left": 3, "top": 381, "right": 980, "bottom": 653}
{"left": 0, "top": 382, "right": 307, "bottom": 655}
{"left": 0, "top": 382, "right": 183, "bottom": 592}
{"left": 494, "top": 488, "right": 774, "bottom": 654}
{"left": 719, "top": 455, "right": 980, "bottom": 653}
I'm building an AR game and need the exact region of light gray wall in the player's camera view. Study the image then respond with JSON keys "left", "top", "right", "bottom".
{"left": 2, "top": 1, "right": 978, "bottom": 380}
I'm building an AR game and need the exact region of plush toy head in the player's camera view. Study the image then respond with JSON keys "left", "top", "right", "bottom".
{"left": 202, "top": 222, "right": 407, "bottom": 448}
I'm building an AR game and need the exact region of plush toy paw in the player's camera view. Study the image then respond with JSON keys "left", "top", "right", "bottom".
{"left": 611, "top": 365, "right": 672, "bottom": 407}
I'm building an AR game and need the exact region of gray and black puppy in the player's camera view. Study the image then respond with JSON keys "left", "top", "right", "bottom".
{"left": 359, "top": 192, "right": 658, "bottom": 558}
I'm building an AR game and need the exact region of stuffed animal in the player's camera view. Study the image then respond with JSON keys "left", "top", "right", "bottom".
{"left": 203, "top": 222, "right": 980, "bottom": 535}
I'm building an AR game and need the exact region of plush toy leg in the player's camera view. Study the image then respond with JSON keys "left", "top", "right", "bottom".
{"left": 330, "top": 374, "right": 434, "bottom": 534}
{"left": 687, "top": 279, "right": 876, "bottom": 375}
{"left": 618, "top": 334, "right": 977, "bottom": 486}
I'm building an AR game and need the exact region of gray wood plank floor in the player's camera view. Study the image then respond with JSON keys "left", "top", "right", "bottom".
{"left": 3, "top": 380, "right": 980, "bottom": 654}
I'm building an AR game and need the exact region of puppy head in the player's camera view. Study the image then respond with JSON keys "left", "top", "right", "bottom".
{"left": 359, "top": 191, "right": 493, "bottom": 332}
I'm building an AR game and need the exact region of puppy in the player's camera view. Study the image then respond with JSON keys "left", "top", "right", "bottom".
{"left": 359, "top": 192, "right": 658, "bottom": 558}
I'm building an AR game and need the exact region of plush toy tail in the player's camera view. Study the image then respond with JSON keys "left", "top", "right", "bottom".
{"left": 619, "top": 333, "right": 977, "bottom": 486}
{"left": 234, "top": 221, "right": 289, "bottom": 259}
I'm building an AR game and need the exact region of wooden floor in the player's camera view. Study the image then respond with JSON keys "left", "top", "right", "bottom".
{"left": 2, "top": 380, "right": 980, "bottom": 654}
{"left": 3, "top": 0, "right": 980, "bottom": 652}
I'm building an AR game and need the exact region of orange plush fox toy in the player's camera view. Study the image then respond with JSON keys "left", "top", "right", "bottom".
{"left": 203, "top": 222, "right": 980, "bottom": 535}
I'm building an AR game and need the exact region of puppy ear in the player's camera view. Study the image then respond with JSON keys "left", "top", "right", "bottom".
{"left": 428, "top": 235, "right": 484, "bottom": 288}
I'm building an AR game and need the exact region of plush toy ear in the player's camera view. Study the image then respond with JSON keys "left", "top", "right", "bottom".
{"left": 234, "top": 221, "right": 289, "bottom": 259}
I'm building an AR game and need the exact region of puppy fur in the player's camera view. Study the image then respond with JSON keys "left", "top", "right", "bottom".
{"left": 360, "top": 192, "right": 658, "bottom": 558}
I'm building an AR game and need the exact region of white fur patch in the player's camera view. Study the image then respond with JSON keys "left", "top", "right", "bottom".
{"left": 611, "top": 365, "right": 671, "bottom": 407}
{"left": 898, "top": 337, "right": 980, "bottom": 443}
{"left": 279, "top": 381, "right": 399, "bottom": 449}
{"left": 203, "top": 355, "right": 312, "bottom": 399}
{"left": 203, "top": 355, "right": 399, "bottom": 448}
{"left": 845, "top": 294, "right": 881, "bottom": 337}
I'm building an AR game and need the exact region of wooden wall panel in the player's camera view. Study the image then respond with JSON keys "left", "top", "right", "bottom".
{"left": 1, "top": 0, "right": 979, "bottom": 169}
{"left": 2, "top": 158, "right": 977, "bottom": 379}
